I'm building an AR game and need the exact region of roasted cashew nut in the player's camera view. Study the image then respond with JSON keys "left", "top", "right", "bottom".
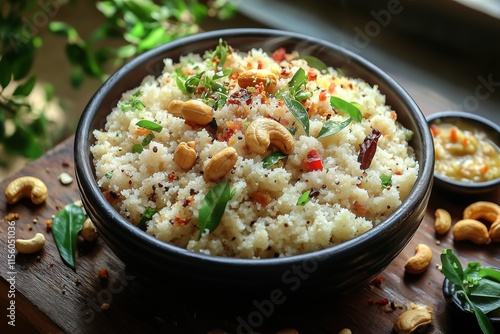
{"left": 81, "top": 218, "right": 98, "bottom": 242}
{"left": 174, "top": 141, "right": 197, "bottom": 170}
{"left": 15, "top": 233, "right": 46, "bottom": 254}
{"left": 181, "top": 99, "right": 214, "bottom": 126}
{"left": 453, "top": 219, "right": 490, "bottom": 244}
{"left": 434, "top": 208, "right": 451, "bottom": 235}
{"left": 238, "top": 69, "right": 278, "bottom": 94}
{"left": 463, "top": 201, "right": 500, "bottom": 228}
{"left": 167, "top": 99, "right": 185, "bottom": 117}
{"left": 245, "top": 118, "right": 295, "bottom": 155}
{"left": 404, "top": 243, "right": 432, "bottom": 275}
{"left": 5, "top": 176, "right": 48, "bottom": 205}
{"left": 489, "top": 222, "right": 500, "bottom": 242}
{"left": 394, "top": 304, "right": 433, "bottom": 334}
{"left": 203, "top": 147, "right": 238, "bottom": 182}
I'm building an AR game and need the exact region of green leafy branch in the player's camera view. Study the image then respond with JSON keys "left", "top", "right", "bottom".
{"left": 0, "top": 0, "right": 236, "bottom": 169}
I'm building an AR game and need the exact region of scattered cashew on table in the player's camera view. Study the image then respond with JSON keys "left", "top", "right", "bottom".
{"left": 5, "top": 176, "right": 48, "bottom": 205}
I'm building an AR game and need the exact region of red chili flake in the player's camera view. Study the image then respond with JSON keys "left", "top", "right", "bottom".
{"left": 376, "top": 298, "right": 389, "bottom": 305}
{"left": 168, "top": 173, "right": 178, "bottom": 181}
{"left": 172, "top": 215, "right": 190, "bottom": 226}
{"left": 303, "top": 149, "right": 323, "bottom": 171}
{"left": 358, "top": 128, "right": 382, "bottom": 169}
{"left": 227, "top": 88, "right": 252, "bottom": 106}
{"left": 257, "top": 60, "right": 263, "bottom": 69}
{"left": 272, "top": 47, "right": 286, "bottom": 62}
{"left": 182, "top": 196, "right": 194, "bottom": 207}
{"left": 368, "top": 297, "right": 375, "bottom": 304}
{"left": 98, "top": 268, "right": 109, "bottom": 280}
{"left": 319, "top": 90, "right": 327, "bottom": 102}
{"left": 370, "top": 275, "right": 383, "bottom": 286}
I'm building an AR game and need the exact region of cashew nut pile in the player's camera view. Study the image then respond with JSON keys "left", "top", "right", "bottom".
{"left": 452, "top": 201, "right": 500, "bottom": 244}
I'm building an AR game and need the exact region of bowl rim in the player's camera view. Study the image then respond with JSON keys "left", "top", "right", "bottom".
{"left": 74, "top": 27, "right": 434, "bottom": 267}
{"left": 426, "top": 110, "right": 500, "bottom": 191}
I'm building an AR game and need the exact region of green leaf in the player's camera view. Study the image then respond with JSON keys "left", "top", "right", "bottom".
{"left": 288, "top": 68, "right": 307, "bottom": 96}
{"left": 4, "top": 121, "right": 43, "bottom": 159}
{"left": 380, "top": 174, "right": 393, "bottom": 188}
{"left": 96, "top": 1, "right": 117, "bottom": 17}
{"left": 13, "top": 75, "right": 36, "bottom": 96}
{"left": 317, "top": 117, "right": 352, "bottom": 139}
{"left": 198, "top": 180, "right": 233, "bottom": 239}
{"left": 262, "top": 151, "right": 287, "bottom": 169}
{"left": 136, "top": 120, "right": 162, "bottom": 133}
{"left": 44, "top": 83, "right": 55, "bottom": 101}
{"left": 49, "top": 21, "right": 79, "bottom": 43}
{"left": 284, "top": 96, "right": 309, "bottom": 136}
{"left": 116, "top": 45, "right": 137, "bottom": 58}
{"left": 70, "top": 66, "right": 84, "bottom": 88}
{"left": 479, "top": 268, "right": 500, "bottom": 283}
{"left": 441, "top": 249, "right": 465, "bottom": 288}
{"left": 137, "top": 207, "right": 156, "bottom": 231}
{"left": 299, "top": 55, "right": 328, "bottom": 71}
{"left": 297, "top": 190, "right": 311, "bottom": 206}
{"left": 138, "top": 27, "right": 168, "bottom": 52}
{"left": 330, "top": 96, "right": 362, "bottom": 122}
{"left": 0, "top": 56, "right": 12, "bottom": 88}
{"left": 11, "top": 53, "right": 35, "bottom": 81}
{"left": 52, "top": 203, "right": 86, "bottom": 270}
{"left": 470, "top": 302, "right": 496, "bottom": 334}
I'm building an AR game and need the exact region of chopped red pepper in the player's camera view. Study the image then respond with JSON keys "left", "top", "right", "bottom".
{"left": 304, "top": 149, "right": 323, "bottom": 171}
{"left": 272, "top": 47, "right": 286, "bottom": 62}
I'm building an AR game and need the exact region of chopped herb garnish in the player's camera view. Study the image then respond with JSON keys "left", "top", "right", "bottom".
{"left": 380, "top": 174, "right": 392, "bottom": 188}
{"left": 206, "top": 38, "right": 230, "bottom": 70}
{"left": 141, "top": 132, "right": 155, "bottom": 146}
{"left": 136, "top": 120, "right": 162, "bottom": 133}
{"left": 119, "top": 89, "right": 145, "bottom": 111}
{"left": 441, "top": 249, "right": 497, "bottom": 334}
{"left": 317, "top": 117, "right": 352, "bottom": 139}
{"left": 297, "top": 190, "right": 311, "bottom": 206}
{"left": 262, "top": 151, "right": 287, "bottom": 169}
{"left": 105, "top": 171, "right": 113, "bottom": 179}
{"left": 132, "top": 144, "right": 143, "bottom": 153}
{"left": 198, "top": 180, "right": 234, "bottom": 240}
{"left": 330, "top": 96, "right": 362, "bottom": 122}
{"left": 288, "top": 68, "right": 308, "bottom": 98}
{"left": 137, "top": 207, "right": 156, "bottom": 231}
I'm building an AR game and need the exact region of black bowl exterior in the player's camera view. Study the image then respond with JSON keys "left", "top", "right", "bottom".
{"left": 427, "top": 111, "right": 500, "bottom": 195}
{"left": 75, "top": 28, "right": 434, "bottom": 295}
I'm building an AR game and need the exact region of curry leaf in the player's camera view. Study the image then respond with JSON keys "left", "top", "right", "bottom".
{"left": 317, "top": 117, "right": 352, "bottom": 138}
{"left": 299, "top": 55, "right": 328, "bottom": 71}
{"left": 288, "top": 68, "right": 307, "bottom": 96}
{"left": 441, "top": 249, "right": 465, "bottom": 287}
{"left": 441, "top": 249, "right": 497, "bottom": 334}
{"left": 262, "top": 151, "right": 287, "bottom": 169}
{"left": 284, "top": 96, "right": 309, "bottom": 136}
{"left": 52, "top": 203, "right": 86, "bottom": 271}
{"left": 330, "top": 96, "right": 362, "bottom": 122}
{"left": 198, "top": 180, "right": 233, "bottom": 239}
{"left": 136, "top": 120, "right": 162, "bottom": 133}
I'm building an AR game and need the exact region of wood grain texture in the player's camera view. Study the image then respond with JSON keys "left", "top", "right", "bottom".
{"left": 0, "top": 135, "right": 499, "bottom": 334}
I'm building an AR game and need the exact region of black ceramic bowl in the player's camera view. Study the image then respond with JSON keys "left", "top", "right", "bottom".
{"left": 74, "top": 28, "right": 434, "bottom": 297}
{"left": 427, "top": 111, "right": 500, "bottom": 195}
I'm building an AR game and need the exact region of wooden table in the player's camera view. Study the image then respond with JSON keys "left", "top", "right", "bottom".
{"left": 1, "top": 131, "right": 499, "bottom": 334}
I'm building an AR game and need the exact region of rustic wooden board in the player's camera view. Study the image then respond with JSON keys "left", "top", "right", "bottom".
{"left": 1, "top": 135, "right": 499, "bottom": 334}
